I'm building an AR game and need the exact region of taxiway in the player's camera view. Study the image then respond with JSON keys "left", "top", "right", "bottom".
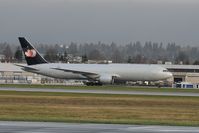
{"left": 0, "top": 87, "right": 199, "bottom": 97}
{"left": 0, "top": 121, "right": 199, "bottom": 133}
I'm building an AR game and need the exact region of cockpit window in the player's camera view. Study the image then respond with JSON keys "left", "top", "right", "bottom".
{"left": 163, "top": 69, "right": 168, "bottom": 72}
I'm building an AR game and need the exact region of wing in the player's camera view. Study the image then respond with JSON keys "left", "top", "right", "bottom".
{"left": 52, "top": 68, "right": 100, "bottom": 80}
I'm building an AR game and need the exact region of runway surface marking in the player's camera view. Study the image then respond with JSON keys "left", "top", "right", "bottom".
{"left": 0, "top": 121, "right": 199, "bottom": 133}
{"left": 0, "top": 87, "right": 199, "bottom": 97}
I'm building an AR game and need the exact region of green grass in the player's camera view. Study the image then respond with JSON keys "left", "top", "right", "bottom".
{"left": 1, "top": 84, "right": 199, "bottom": 93}
{"left": 0, "top": 90, "right": 199, "bottom": 126}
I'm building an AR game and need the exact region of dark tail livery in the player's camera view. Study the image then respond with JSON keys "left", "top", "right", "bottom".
{"left": 18, "top": 37, "right": 48, "bottom": 65}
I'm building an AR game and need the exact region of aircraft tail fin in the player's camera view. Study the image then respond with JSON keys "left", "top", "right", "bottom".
{"left": 18, "top": 37, "right": 48, "bottom": 65}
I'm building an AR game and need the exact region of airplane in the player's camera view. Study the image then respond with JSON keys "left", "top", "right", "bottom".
{"left": 16, "top": 37, "right": 173, "bottom": 86}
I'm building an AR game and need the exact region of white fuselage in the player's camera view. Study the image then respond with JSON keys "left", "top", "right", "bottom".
{"left": 25, "top": 63, "right": 173, "bottom": 82}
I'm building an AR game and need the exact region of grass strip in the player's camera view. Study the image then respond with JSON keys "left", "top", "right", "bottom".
{"left": 0, "top": 90, "right": 199, "bottom": 126}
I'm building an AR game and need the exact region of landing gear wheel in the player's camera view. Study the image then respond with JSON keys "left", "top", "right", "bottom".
{"left": 85, "top": 82, "right": 103, "bottom": 86}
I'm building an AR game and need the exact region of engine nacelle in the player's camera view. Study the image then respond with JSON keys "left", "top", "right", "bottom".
{"left": 98, "top": 74, "right": 114, "bottom": 84}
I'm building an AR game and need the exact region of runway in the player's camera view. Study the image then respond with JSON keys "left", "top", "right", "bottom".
{"left": 0, "top": 121, "right": 199, "bottom": 133}
{"left": 0, "top": 87, "right": 199, "bottom": 97}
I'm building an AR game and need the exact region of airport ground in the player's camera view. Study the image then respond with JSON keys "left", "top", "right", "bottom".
{"left": 1, "top": 83, "right": 199, "bottom": 93}
{"left": 1, "top": 121, "right": 199, "bottom": 133}
{"left": 0, "top": 84, "right": 199, "bottom": 127}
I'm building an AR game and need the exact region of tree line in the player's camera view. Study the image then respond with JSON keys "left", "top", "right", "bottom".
{"left": 1, "top": 41, "right": 199, "bottom": 65}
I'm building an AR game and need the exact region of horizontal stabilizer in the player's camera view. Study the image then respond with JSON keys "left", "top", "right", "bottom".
{"left": 14, "top": 64, "right": 39, "bottom": 72}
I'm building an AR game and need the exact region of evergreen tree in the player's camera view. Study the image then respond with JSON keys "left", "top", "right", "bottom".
{"left": 14, "top": 46, "right": 23, "bottom": 62}
{"left": 82, "top": 54, "right": 88, "bottom": 63}
{"left": 3, "top": 44, "right": 13, "bottom": 62}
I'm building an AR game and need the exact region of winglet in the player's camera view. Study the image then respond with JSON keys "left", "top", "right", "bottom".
{"left": 18, "top": 37, "right": 48, "bottom": 65}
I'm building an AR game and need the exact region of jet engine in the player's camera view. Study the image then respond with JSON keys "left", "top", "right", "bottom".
{"left": 84, "top": 74, "right": 119, "bottom": 86}
{"left": 98, "top": 74, "right": 114, "bottom": 84}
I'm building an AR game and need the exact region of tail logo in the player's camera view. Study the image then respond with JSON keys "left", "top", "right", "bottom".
{"left": 25, "top": 49, "right": 37, "bottom": 58}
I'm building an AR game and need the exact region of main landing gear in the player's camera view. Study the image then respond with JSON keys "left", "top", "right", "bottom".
{"left": 84, "top": 81, "right": 103, "bottom": 86}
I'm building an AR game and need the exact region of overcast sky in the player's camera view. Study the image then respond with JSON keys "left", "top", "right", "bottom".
{"left": 0, "top": 0, "right": 199, "bottom": 45}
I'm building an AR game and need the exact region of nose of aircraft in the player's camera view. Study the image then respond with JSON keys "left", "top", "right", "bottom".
{"left": 165, "top": 72, "right": 173, "bottom": 79}
{"left": 159, "top": 68, "right": 173, "bottom": 80}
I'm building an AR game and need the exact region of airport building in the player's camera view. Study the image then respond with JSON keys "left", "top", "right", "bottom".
{"left": 161, "top": 64, "right": 199, "bottom": 84}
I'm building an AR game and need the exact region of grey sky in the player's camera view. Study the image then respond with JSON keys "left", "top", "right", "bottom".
{"left": 0, "top": 0, "right": 199, "bottom": 45}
